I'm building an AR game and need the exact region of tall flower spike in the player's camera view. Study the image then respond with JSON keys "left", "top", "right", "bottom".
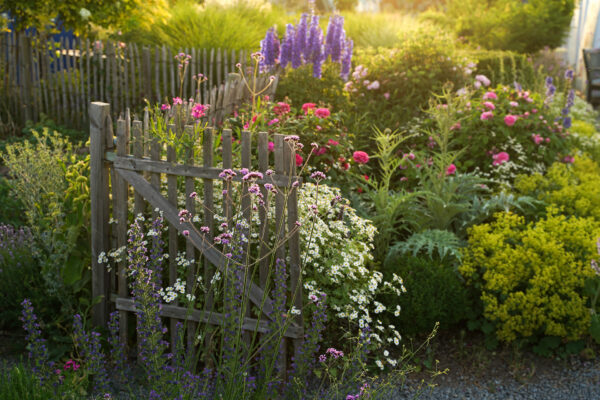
{"left": 307, "top": 15, "right": 324, "bottom": 79}
{"left": 260, "top": 27, "right": 280, "bottom": 73}
{"left": 325, "top": 15, "right": 345, "bottom": 63}
{"left": 292, "top": 13, "right": 308, "bottom": 68}
{"left": 340, "top": 38, "right": 353, "bottom": 80}
{"left": 280, "top": 24, "right": 295, "bottom": 68}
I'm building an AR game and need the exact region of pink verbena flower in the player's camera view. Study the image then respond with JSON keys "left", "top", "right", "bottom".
{"left": 446, "top": 164, "right": 456, "bottom": 175}
{"left": 482, "top": 91, "right": 498, "bottom": 100}
{"left": 295, "top": 153, "right": 303, "bottom": 167}
{"left": 302, "top": 103, "right": 317, "bottom": 114}
{"left": 267, "top": 118, "right": 279, "bottom": 126}
{"left": 273, "top": 102, "right": 291, "bottom": 115}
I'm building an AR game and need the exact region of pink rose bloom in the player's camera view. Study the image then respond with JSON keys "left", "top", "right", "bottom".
{"left": 295, "top": 153, "right": 303, "bottom": 167}
{"left": 483, "top": 101, "right": 495, "bottom": 110}
{"left": 173, "top": 97, "right": 183, "bottom": 105}
{"left": 161, "top": 104, "right": 171, "bottom": 111}
{"left": 509, "top": 101, "right": 519, "bottom": 107}
{"left": 406, "top": 152, "right": 416, "bottom": 160}
{"left": 482, "top": 91, "right": 498, "bottom": 100}
{"left": 267, "top": 118, "right": 279, "bottom": 126}
{"left": 450, "top": 122, "right": 461, "bottom": 131}
{"left": 328, "top": 139, "right": 339, "bottom": 146}
{"left": 315, "top": 108, "right": 331, "bottom": 118}
{"left": 532, "top": 108, "right": 538, "bottom": 114}
{"left": 302, "top": 103, "right": 317, "bottom": 114}
{"left": 383, "top": 92, "right": 390, "bottom": 99}
{"left": 480, "top": 111, "right": 494, "bottom": 120}
{"left": 492, "top": 152, "right": 510, "bottom": 166}
{"left": 316, "top": 125, "right": 322, "bottom": 131}
{"left": 545, "top": 137, "right": 550, "bottom": 143}
{"left": 353, "top": 151, "right": 370, "bottom": 164}
{"left": 563, "top": 155, "right": 574, "bottom": 163}
{"left": 400, "top": 177, "right": 408, "bottom": 181}
{"left": 315, "top": 147, "right": 327, "bottom": 156}
{"left": 446, "top": 164, "right": 456, "bottom": 175}
{"left": 504, "top": 115, "right": 517, "bottom": 126}
{"left": 268, "top": 141, "right": 274, "bottom": 152}
{"left": 273, "top": 102, "right": 291, "bottom": 115}
{"left": 524, "top": 111, "right": 530, "bottom": 117}
{"left": 532, "top": 134, "right": 543, "bottom": 145}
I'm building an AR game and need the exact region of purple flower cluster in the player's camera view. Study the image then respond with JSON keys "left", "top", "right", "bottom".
{"left": 259, "top": 14, "right": 353, "bottom": 79}
{"left": 20, "top": 299, "right": 51, "bottom": 379}
{"left": 72, "top": 314, "right": 110, "bottom": 393}
{"left": 0, "top": 224, "right": 32, "bottom": 265}
{"left": 107, "top": 311, "right": 129, "bottom": 385}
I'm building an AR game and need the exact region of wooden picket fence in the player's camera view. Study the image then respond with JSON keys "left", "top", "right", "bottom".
{"left": 0, "top": 31, "right": 270, "bottom": 133}
{"left": 89, "top": 102, "right": 302, "bottom": 367}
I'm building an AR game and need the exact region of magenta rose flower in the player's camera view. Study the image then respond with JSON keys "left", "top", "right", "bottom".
{"left": 504, "top": 115, "right": 517, "bottom": 126}
{"left": 482, "top": 91, "right": 498, "bottom": 100}
{"left": 446, "top": 164, "right": 456, "bottom": 175}
{"left": 315, "top": 108, "right": 331, "bottom": 118}
{"left": 302, "top": 103, "right": 316, "bottom": 114}
{"left": 480, "top": 111, "right": 494, "bottom": 121}
{"left": 483, "top": 101, "right": 495, "bottom": 110}
{"left": 353, "top": 151, "right": 369, "bottom": 164}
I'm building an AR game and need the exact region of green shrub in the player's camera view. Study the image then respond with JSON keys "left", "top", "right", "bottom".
{"left": 0, "top": 362, "right": 60, "bottom": 400}
{"left": 384, "top": 256, "right": 470, "bottom": 335}
{"left": 460, "top": 209, "right": 600, "bottom": 343}
{"left": 424, "top": 0, "right": 575, "bottom": 54}
{"left": 122, "top": 0, "right": 287, "bottom": 50}
{"left": 0, "top": 177, "right": 25, "bottom": 226}
{"left": 515, "top": 157, "right": 600, "bottom": 221}
{"left": 462, "top": 49, "right": 536, "bottom": 88}
{"left": 347, "top": 31, "right": 470, "bottom": 149}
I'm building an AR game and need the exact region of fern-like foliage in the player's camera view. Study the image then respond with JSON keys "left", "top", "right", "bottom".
{"left": 385, "top": 229, "right": 463, "bottom": 266}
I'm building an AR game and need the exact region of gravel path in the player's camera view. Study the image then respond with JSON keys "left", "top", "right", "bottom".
{"left": 396, "top": 358, "right": 600, "bottom": 399}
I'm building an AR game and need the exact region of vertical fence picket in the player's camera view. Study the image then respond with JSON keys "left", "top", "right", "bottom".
{"left": 115, "top": 116, "right": 130, "bottom": 345}
{"left": 162, "top": 46, "right": 168, "bottom": 103}
{"left": 123, "top": 43, "right": 130, "bottom": 112}
{"left": 166, "top": 123, "right": 179, "bottom": 351}
{"left": 132, "top": 120, "right": 145, "bottom": 216}
{"left": 59, "top": 39, "right": 68, "bottom": 125}
{"left": 184, "top": 124, "right": 198, "bottom": 353}
{"left": 169, "top": 47, "right": 176, "bottom": 99}
{"left": 67, "top": 37, "right": 76, "bottom": 126}
{"left": 273, "top": 133, "right": 287, "bottom": 376}
{"left": 202, "top": 48, "right": 208, "bottom": 103}
{"left": 142, "top": 46, "right": 152, "bottom": 103}
{"left": 155, "top": 46, "right": 161, "bottom": 105}
{"left": 202, "top": 127, "right": 215, "bottom": 362}
{"left": 78, "top": 38, "right": 85, "bottom": 127}
{"left": 257, "top": 132, "right": 270, "bottom": 289}
{"left": 130, "top": 43, "right": 138, "bottom": 105}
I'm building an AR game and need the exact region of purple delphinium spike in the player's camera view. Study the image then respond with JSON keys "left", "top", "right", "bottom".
{"left": 279, "top": 24, "right": 295, "bottom": 68}
{"left": 340, "top": 39, "right": 353, "bottom": 80}
{"left": 260, "top": 27, "right": 280, "bottom": 72}
{"left": 325, "top": 15, "right": 345, "bottom": 63}
{"left": 307, "top": 15, "right": 324, "bottom": 78}
{"left": 292, "top": 13, "right": 309, "bottom": 68}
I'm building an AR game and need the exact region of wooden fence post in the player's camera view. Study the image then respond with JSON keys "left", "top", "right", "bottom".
{"left": 90, "top": 102, "right": 112, "bottom": 327}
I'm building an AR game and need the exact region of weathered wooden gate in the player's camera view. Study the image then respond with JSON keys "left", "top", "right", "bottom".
{"left": 89, "top": 102, "right": 303, "bottom": 365}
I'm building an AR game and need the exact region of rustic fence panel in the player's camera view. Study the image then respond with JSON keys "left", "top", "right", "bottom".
{"left": 1, "top": 31, "right": 265, "bottom": 134}
{"left": 89, "top": 102, "right": 302, "bottom": 368}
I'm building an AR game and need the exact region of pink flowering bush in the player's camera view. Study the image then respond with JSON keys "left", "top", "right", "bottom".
{"left": 434, "top": 77, "right": 576, "bottom": 180}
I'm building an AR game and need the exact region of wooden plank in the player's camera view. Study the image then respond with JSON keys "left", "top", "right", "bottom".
{"left": 162, "top": 45, "right": 167, "bottom": 104}
{"left": 46, "top": 38, "right": 58, "bottom": 123}
{"left": 257, "top": 132, "right": 270, "bottom": 289}
{"left": 202, "top": 48, "right": 208, "bottom": 103}
{"left": 142, "top": 46, "right": 152, "bottom": 102}
{"left": 65, "top": 36, "right": 75, "bottom": 126}
{"left": 168, "top": 47, "right": 175, "bottom": 100}
{"left": 273, "top": 133, "right": 287, "bottom": 377}
{"left": 115, "top": 117, "right": 130, "bottom": 345}
{"left": 216, "top": 48, "right": 222, "bottom": 88}
{"left": 86, "top": 39, "right": 91, "bottom": 108}
{"left": 190, "top": 48, "right": 197, "bottom": 101}
{"left": 184, "top": 124, "right": 197, "bottom": 352}
{"left": 106, "top": 152, "right": 296, "bottom": 187}
{"left": 114, "top": 167, "right": 282, "bottom": 321}
{"left": 79, "top": 38, "right": 86, "bottom": 127}
{"left": 131, "top": 43, "right": 139, "bottom": 105}
{"left": 108, "top": 41, "right": 118, "bottom": 115}
{"left": 285, "top": 137, "right": 304, "bottom": 359}
{"left": 116, "top": 42, "right": 124, "bottom": 116}
{"left": 28, "top": 35, "right": 41, "bottom": 122}
{"left": 209, "top": 48, "right": 215, "bottom": 90}
{"left": 155, "top": 46, "right": 161, "bottom": 105}
{"left": 115, "top": 297, "right": 301, "bottom": 338}
{"left": 99, "top": 40, "right": 105, "bottom": 102}
{"left": 221, "top": 129, "right": 233, "bottom": 224}
{"left": 202, "top": 127, "right": 215, "bottom": 364}
{"left": 166, "top": 123, "right": 178, "bottom": 350}
{"left": 184, "top": 47, "right": 190, "bottom": 100}
{"left": 132, "top": 120, "right": 145, "bottom": 216}
{"left": 89, "top": 102, "right": 112, "bottom": 327}
{"left": 92, "top": 40, "right": 98, "bottom": 101}
{"left": 123, "top": 43, "right": 130, "bottom": 111}
{"left": 59, "top": 39, "right": 68, "bottom": 125}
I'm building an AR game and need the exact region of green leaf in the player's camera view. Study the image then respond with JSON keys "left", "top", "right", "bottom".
{"left": 62, "top": 256, "right": 84, "bottom": 286}
{"left": 591, "top": 314, "right": 600, "bottom": 344}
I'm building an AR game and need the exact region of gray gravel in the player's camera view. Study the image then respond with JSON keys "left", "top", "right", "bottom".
{"left": 395, "top": 359, "right": 600, "bottom": 400}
